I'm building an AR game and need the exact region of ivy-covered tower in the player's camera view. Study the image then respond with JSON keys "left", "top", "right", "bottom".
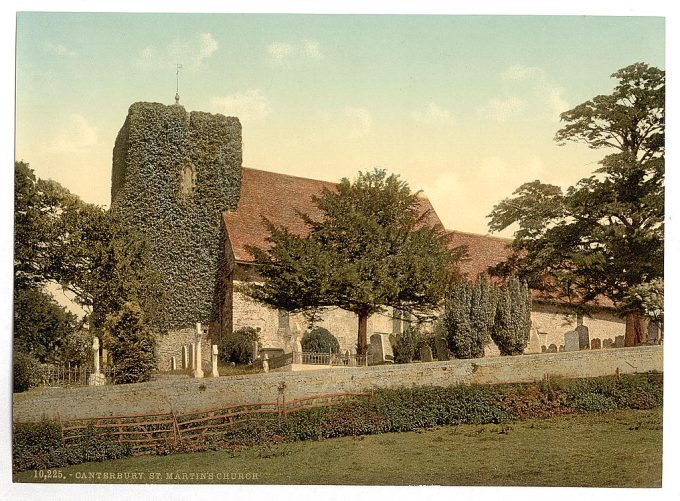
{"left": 111, "top": 102, "right": 242, "bottom": 340}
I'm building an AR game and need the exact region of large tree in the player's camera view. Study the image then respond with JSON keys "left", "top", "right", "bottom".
{"left": 14, "top": 161, "right": 163, "bottom": 330}
{"left": 488, "top": 62, "right": 664, "bottom": 346}
{"left": 245, "top": 169, "right": 462, "bottom": 355}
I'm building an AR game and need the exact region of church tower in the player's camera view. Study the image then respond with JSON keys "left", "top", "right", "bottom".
{"left": 111, "top": 102, "right": 242, "bottom": 353}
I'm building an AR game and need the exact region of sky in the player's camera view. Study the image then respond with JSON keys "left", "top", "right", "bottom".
{"left": 14, "top": 13, "right": 665, "bottom": 237}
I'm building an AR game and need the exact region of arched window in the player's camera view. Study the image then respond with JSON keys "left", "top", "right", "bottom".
{"left": 180, "top": 163, "right": 196, "bottom": 196}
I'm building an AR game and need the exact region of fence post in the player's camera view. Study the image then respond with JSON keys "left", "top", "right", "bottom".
{"left": 58, "top": 413, "right": 65, "bottom": 447}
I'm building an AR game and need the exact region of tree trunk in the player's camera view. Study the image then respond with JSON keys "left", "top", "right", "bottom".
{"left": 357, "top": 313, "right": 369, "bottom": 356}
{"left": 624, "top": 310, "right": 646, "bottom": 347}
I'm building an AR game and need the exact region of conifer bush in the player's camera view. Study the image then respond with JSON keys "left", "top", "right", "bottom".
{"left": 218, "top": 326, "right": 260, "bottom": 364}
{"left": 301, "top": 326, "right": 340, "bottom": 354}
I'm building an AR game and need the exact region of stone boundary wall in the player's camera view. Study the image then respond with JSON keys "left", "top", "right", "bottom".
{"left": 13, "top": 346, "right": 662, "bottom": 422}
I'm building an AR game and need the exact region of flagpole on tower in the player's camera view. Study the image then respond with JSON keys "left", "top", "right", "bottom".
{"left": 175, "top": 63, "right": 183, "bottom": 105}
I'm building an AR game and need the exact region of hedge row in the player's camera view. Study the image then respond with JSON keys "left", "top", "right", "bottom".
{"left": 13, "top": 421, "right": 132, "bottom": 472}
{"left": 13, "top": 373, "right": 662, "bottom": 471}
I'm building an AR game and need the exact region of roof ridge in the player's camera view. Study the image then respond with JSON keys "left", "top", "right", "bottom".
{"left": 241, "top": 166, "right": 338, "bottom": 186}
{"left": 446, "top": 228, "right": 513, "bottom": 242}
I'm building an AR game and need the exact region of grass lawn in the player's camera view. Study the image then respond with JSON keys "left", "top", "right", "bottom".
{"left": 14, "top": 408, "right": 662, "bottom": 487}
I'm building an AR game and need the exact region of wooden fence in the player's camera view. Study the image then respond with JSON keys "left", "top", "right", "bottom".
{"left": 34, "top": 391, "right": 373, "bottom": 455}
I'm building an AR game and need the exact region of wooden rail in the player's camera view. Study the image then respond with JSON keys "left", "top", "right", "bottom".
{"left": 16, "top": 391, "right": 373, "bottom": 456}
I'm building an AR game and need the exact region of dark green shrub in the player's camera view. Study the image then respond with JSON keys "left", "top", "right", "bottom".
{"left": 103, "top": 302, "right": 157, "bottom": 384}
{"left": 12, "top": 420, "right": 132, "bottom": 472}
{"left": 301, "top": 326, "right": 340, "bottom": 354}
{"left": 393, "top": 326, "right": 420, "bottom": 363}
{"left": 219, "top": 326, "right": 260, "bottom": 364}
{"left": 491, "top": 278, "right": 531, "bottom": 356}
{"left": 570, "top": 393, "right": 617, "bottom": 413}
{"left": 13, "top": 350, "right": 42, "bottom": 393}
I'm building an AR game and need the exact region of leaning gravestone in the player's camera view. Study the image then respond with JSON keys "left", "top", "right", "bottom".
{"left": 603, "top": 338, "right": 613, "bottom": 349}
{"left": 420, "top": 346, "right": 434, "bottom": 362}
{"left": 548, "top": 344, "right": 558, "bottom": 353}
{"left": 370, "top": 333, "right": 394, "bottom": 364}
{"left": 591, "top": 338, "right": 602, "bottom": 350}
{"left": 614, "top": 335, "right": 625, "bottom": 348}
{"left": 435, "top": 337, "right": 450, "bottom": 361}
{"left": 576, "top": 325, "right": 590, "bottom": 350}
{"left": 564, "top": 331, "right": 580, "bottom": 352}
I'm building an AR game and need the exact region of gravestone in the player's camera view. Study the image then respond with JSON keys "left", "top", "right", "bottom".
{"left": 614, "top": 335, "right": 625, "bottom": 348}
{"left": 101, "top": 349, "right": 109, "bottom": 366}
{"left": 541, "top": 345, "right": 547, "bottom": 353}
{"left": 576, "top": 325, "right": 590, "bottom": 350}
{"left": 548, "top": 344, "right": 558, "bottom": 353}
{"left": 210, "top": 344, "right": 219, "bottom": 377}
{"left": 434, "top": 337, "right": 450, "bottom": 361}
{"left": 564, "top": 331, "right": 580, "bottom": 352}
{"left": 558, "top": 345, "right": 565, "bottom": 352}
{"left": 525, "top": 329, "right": 542, "bottom": 354}
{"left": 252, "top": 341, "right": 259, "bottom": 362}
{"left": 591, "top": 338, "right": 601, "bottom": 350}
{"left": 188, "top": 343, "right": 195, "bottom": 370}
{"left": 603, "top": 338, "right": 613, "bottom": 349}
{"left": 262, "top": 354, "right": 269, "bottom": 373}
{"left": 420, "top": 346, "right": 434, "bottom": 362}
{"left": 182, "top": 345, "right": 189, "bottom": 369}
{"left": 369, "top": 333, "right": 394, "bottom": 364}
{"left": 171, "top": 356, "right": 177, "bottom": 371}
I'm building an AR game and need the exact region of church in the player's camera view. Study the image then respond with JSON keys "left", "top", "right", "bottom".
{"left": 110, "top": 101, "right": 627, "bottom": 371}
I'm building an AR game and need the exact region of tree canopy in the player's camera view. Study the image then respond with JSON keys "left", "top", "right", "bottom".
{"left": 488, "top": 62, "right": 664, "bottom": 345}
{"left": 245, "top": 169, "right": 462, "bottom": 354}
{"left": 14, "top": 161, "right": 163, "bottom": 331}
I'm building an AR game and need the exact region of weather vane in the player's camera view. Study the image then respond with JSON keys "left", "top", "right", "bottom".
{"left": 175, "top": 63, "right": 183, "bottom": 105}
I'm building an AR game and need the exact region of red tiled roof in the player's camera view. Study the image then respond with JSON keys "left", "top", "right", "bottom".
{"left": 446, "top": 230, "right": 513, "bottom": 278}
{"left": 223, "top": 167, "right": 444, "bottom": 262}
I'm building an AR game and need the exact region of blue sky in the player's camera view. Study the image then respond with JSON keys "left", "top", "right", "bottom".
{"left": 15, "top": 13, "right": 665, "bottom": 235}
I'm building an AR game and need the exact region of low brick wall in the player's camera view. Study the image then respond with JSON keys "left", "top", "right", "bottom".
{"left": 13, "top": 345, "right": 662, "bottom": 422}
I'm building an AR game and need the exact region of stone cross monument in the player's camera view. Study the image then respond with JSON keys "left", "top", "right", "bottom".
{"left": 88, "top": 336, "right": 105, "bottom": 386}
{"left": 192, "top": 322, "right": 204, "bottom": 378}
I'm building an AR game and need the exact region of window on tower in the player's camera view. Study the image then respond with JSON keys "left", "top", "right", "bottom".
{"left": 180, "top": 163, "right": 196, "bottom": 196}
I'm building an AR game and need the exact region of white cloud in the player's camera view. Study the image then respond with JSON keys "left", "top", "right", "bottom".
{"left": 45, "top": 41, "right": 77, "bottom": 58}
{"left": 209, "top": 90, "right": 272, "bottom": 122}
{"left": 267, "top": 40, "right": 322, "bottom": 65}
{"left": 135, "top": 33, "right": 219, "bottom": 69}
{"left": 481, "top": 97, "right": 526, "bottom": 123}
{"left": 198, "top": 33, "right": 218, "bottom": 62}
{"left": 500, "top": 64, "right": 545, "bottom": 81}
{"left": 344, "top": 107, "right": 372, "bottom": 139}
{"left": 548, "top": 87, "right": 570, "bottom": 121}
{"left": 47, "top": 114, "right": 98, "bottom": 153}
{"left": 302, "top": 40, "right": 322, "bottom": 60}
{"left": 267, "top": 42, "right": 295, "bottom": 64}
{"left": 411, "top": 103, "right": 454, "bottom": 125}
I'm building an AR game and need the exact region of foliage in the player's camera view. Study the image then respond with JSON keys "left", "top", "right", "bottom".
{"left": 57, "top": 329, "right": 92, "bottom": 367}
{"left": 14, "top": 161, "right": 163, "bottom": 332}
{"left": 246, "top": 168, "right": 462, "bottom": 353}
{"left": 103, "top": 302, "right": 157, "bottom": 384}
{"left": 491, "top": 278, "right": 531, "bottom": 356}
{"left": 443, "top": 276, "right": 496, "bottom": 359}
{"left": 218, "top": 326, "right": 260, "bottom": 365}
{"left": 301, "top": 326, "right": 340, "bottom": 354}
{"left": 111, "top": 102, "right": 242, "bottom": 331}
{"left": 12, "top": 420, "right": 132, "bottom": 472}
{"left": 13, "top": 349, "right": 44, "bottom": 393}
{"left": 13, "top": 287, "right": 80, "bottom": 363}
{"left": 620, "top": 278, "right": 664, "bottom": 325}
{"left": 393, "top": 325, "right": 421, "bottom": 363}
{"left": 488, "top": 63, "right": 664, "bottom": 342}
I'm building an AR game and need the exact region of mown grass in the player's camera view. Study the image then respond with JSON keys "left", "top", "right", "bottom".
{"left": 14, "top": 408, "right": 662, "bottom": 487}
